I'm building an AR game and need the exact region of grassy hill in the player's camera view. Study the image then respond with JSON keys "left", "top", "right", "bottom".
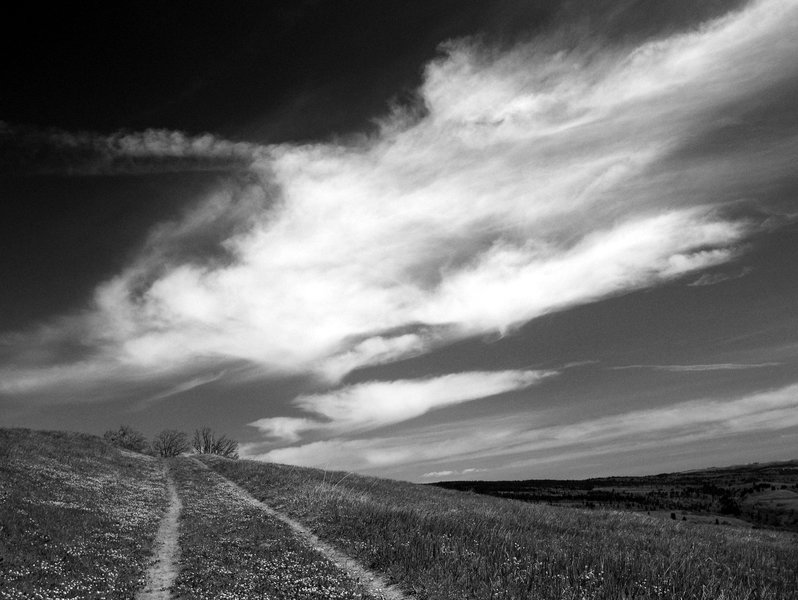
{"left": 2, "top": 428, "right": 797, "bottom": 599}
{"left": 169, "top": 456, "right": 383, "bottom": 599}
{"left": 203, "top": 456, "right": 798, "bottom": 600}
{"left": 0, "top": 428, "right": 167, "bottom": 598}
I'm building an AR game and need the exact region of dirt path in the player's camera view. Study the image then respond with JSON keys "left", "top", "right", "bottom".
{"left": 191, "top": 457, "right": 410, "bottom": 600}
{"left": 136, "top": 467, "right": 182, "bottom": 600}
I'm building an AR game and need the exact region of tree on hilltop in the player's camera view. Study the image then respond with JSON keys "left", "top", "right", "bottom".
{"left": 192, "top": 426, "right": 239, "bottom": 459}
{"left": 151, "top": 429, "right": 189, "bottom": 457}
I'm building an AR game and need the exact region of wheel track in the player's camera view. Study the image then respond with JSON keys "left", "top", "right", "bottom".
{"left": 136, "top": 465, "right": 181, "bottom": 600}
{"left": 191, "top": 457, "right": 411, "bottom": 600}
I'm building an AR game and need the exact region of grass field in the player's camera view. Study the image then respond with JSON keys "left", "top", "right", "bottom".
{"left": 0, "top": 429, "right": 167, "bottom": 599}
{"left": 203, "top": 456, "right": 798, "bottom": 600}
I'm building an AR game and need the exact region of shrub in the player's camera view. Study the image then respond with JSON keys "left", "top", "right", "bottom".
{"left": 103, "top": 425, "right": 148, "bottom": 453}
{"left": 151, "top": 429, "right": 189, "bottom": 457}
{"left": 191, "top": 426, "right": 238, "bottom": 459}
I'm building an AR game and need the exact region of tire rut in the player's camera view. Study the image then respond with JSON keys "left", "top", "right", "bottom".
{"left": 136, "top": 465, "right": 182, "bottom": 600}
{"left": 191, "top": 457, "right": 411, "bottom": 600}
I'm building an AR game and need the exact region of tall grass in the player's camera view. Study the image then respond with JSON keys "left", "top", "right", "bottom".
{"left": 0, "top": 428, "right": 167, "bottom": 599}
{"left": 203, "top": 457, "right": 798, "bottom": 600}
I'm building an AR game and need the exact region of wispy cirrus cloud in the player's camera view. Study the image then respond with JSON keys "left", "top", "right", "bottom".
{"left": 0, "top": 122, "right": 264, "bottom": 175}
{"left": 2, "top": 0, "right": 796, "bottom": 404}
{"left": 249, "top": 369, "right": 553, "bottom": 442}
{"left": 612, "top": 362, "right": 782, "bottom": 372}
{"left": 254, "top": 381, "right": 798, "bottom": 476}
{"left": 134, "top": 370, "right": 228, "bottom": 408}
{"left": 688, "top": 267, "right": 753, "bottom": 287}
{"left": 420, "top": 467, "right": 487, "bottom": 480}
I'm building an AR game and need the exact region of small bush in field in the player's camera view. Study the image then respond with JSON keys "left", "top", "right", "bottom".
{"left": 103, "top": 425, "right": 148, "bottom": 453}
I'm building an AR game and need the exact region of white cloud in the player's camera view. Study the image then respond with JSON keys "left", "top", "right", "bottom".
{"left": 3, "top": 0, "right": 797, "bottom": 395}
{"left": 420, "top": 470, "right": 455, "bottom": 479}
{"left": 0, "top": 361, "right": 125, "bottom": 395}
{"left": 612, "top": 362, "right": 781, "bottom": 372}
{"left": 420, "top": 467, "right": 487, "bottom": 479}
{"left": 688, "top": 267, "right": 753, "bottom": 287}
{"left": 249, "top": 369, "right": 553, "bottom": 441}
{"left": 249, "top": 417, "right": 318, "bottom": 443}
{"left": 256, "top": 381, "right": 798, "bottom": 474}
{"left": 136, "top": 371, "right": 227, "bottom": 406}
{"left": 1, "top": 124, "right": 265, "bottom": 174}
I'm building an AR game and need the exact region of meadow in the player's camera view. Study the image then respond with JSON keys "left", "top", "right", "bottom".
{"left": 203, "top": 456, "right": 798, "bottom": 600}
{"left": 0, "top": 429, "right": 166, "bottom": 599}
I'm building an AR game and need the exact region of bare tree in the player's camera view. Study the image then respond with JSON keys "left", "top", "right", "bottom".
{"left": 151, "top": 429, "right": 189, "bottom": 457}
{"left": 192, "top": 426, "right": 239, "bottom": 459}
{"left": 192, "top": 426, "right": 214, "bottom": 454}
{"left": 103, "top": 425, "right": 148, "bottom": 453}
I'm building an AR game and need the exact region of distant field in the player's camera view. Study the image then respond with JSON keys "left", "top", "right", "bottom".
{"left": 203, "top": 456, "right": 798, "bottom": 600}
{"left": 432, "top": 460, "right": 798, "bottom": 533}
{"left": 0, "top": 428, "right": 166, "bottom": 599}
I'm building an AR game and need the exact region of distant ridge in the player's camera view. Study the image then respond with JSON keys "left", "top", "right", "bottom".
{"left": 432, "top": 459, "right": 798, "bottom": 533}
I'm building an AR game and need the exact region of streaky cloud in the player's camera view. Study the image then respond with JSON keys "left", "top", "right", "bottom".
{"left": 688, "top": 267, "right": 752, "bottom": 287}
{"left": 0, "top": 122, "right": 265, "bottom": 175}
{"left": 249, "top": 369, "right": 554, "bottom": 442}
{"left": 420, "top": 467, "right": 487, "bottom": 480}
{"left": 257, "top": 380, "right": 798, "bottom": 474}
{"left": 134, "top": 371, "right": 227, "bottom": 408}
{"left": 612, "top": 362, "right": 782, "bottom": 372}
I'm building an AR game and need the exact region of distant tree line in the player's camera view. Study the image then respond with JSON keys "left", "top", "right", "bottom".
{"left": 103, "top": 425, "right": 238, "bottom": 459}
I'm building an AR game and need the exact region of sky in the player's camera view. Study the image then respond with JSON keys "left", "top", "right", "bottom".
{"left": 2, "top": 0, "right": 797, "bottom": 482}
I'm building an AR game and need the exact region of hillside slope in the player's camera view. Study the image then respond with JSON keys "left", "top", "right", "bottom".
{"left": 0, "top": 428, "right": 167, "bottom": 599}
{"left": 203, "top": 456, "right": 798, "bottom": 600}
{"left": 169, "top": 456, "right": 395, "bottom": 599}
{"left": 0, "top": 428, "right": 401, "bottom": 600}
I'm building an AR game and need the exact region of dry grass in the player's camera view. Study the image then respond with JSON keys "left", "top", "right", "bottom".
{"left": 0, "top": 428, "right": 167, "bottom": 599}
{"left": 170, "top": 457, "right": 383, "bottom": 599}
{"left": 203, "top": 457, "right": 798, "bottom": 600}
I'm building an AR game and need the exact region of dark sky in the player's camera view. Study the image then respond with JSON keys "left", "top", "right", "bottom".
{"left": 2, "top": 0, "right": 797, "bottom": 481}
